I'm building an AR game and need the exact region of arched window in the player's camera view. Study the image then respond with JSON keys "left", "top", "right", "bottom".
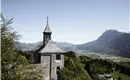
{"left": 57, "top": 67, "right": 60, "bottom": 74}
{"left": 46, "top": 35, "right": 47, "bottom": 39}
{"left": 49, "top": 35, "right": 50, "bottom": 39}
{"left": 57, "top": 66, "right": 60, "bottom": 70}
{"left": 57, "top": 66, "right": 60, "bottom": 80}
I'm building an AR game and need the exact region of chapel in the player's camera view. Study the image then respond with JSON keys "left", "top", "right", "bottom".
{"left": 32, "top": 16, "right": 65, "bottom": 80}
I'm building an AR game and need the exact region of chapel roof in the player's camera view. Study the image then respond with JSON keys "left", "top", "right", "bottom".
{"left": 39, "top": 40, "right": 65, "bottom": 53}
{"left": 32, "top": 41, "right": 43, "bottom": 51}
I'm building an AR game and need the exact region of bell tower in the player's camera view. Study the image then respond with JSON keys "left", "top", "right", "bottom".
{"left": 43, "top": 16, "right": 52, "bottom": 46}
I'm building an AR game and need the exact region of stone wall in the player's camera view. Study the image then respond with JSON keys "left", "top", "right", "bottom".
{"left": 31, "top": 53, "right": 41, "bottom": 63}
{"left": 51, "top": 54, "right": 64, "bottom": 80}
{"left": 41, "top": 54, "right": 51, "bottom": 80}
{"left": 32, "top": 53, "right": 64, "bottom": 80}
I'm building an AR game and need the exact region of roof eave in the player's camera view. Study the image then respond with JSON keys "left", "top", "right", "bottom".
{"left": 38, "top": 50, "right": 67, "bottom": 53}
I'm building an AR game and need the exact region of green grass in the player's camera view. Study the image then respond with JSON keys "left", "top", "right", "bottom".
{"left": 107, "top": 57, "right": 130, "bottom": 62}
{"left": 111, "top": 72, "right": 130, "bottom": 80}
{"left": 117, "top": 57, "right": 130, "bottom": 62}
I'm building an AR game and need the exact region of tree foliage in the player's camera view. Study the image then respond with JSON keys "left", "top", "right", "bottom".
{"left": 79, "top": 56, "right": 124, "bottom": 79}
{"left": 58, "top": 51, "right": 92, "bottom": 80}
{"left": 1, "top": 14, "right": 43, "bottom": 80}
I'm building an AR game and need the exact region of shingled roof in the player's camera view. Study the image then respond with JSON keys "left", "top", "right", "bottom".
{"left": 39, "top": 40, "right": 65, "bottom": 53}
{"left": 32, "top": 41, "right": 43, "bottom": 52}
{"left": 44, "top": 24, "right": 51, "bottom": 33}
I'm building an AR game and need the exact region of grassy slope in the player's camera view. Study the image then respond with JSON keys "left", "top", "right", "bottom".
{"left": 111, "top": 72, "right": 130, "bottom": 80}
{"left": 117, "top": 57, "right": 130, "bottom": 62}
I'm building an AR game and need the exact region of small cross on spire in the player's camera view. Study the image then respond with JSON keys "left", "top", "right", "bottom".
{"left": 47, "top": 15, "right": 48, "bottom": 24}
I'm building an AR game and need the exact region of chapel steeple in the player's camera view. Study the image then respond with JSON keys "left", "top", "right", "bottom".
{"left": 44, "top": 15, "right": 52, "bottom": 33}
{"left": 43, "top": 16, "right": 52, "bottom": 46}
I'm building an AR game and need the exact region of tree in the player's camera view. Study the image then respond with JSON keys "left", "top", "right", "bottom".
{"left": 58, "top": 51, "right": 92, "bottom": 80}
{"left": 1, "top": 14, "right": 43, "bottom": 80}
{"left": 118, "top": 76, "right": 123, "bottom": 80}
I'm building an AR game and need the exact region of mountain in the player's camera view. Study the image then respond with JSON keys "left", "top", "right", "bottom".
{"left": 55, "top": 42, "right": 75, "bottom": 50}
{"left": 15, "top": 41, "right": 75, "bottom": 51}
{"left": 15, "top": 29, "right": 130, "bottom": 57}
{"left": 15, "top": 41, "right": 41, "bottom": 50}
{"left": 77, "top": 29, "right": 130, "bottom": 57}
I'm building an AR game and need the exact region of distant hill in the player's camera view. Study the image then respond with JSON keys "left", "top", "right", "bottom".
{"left": 15, "top": 41, "right": 41, "bottom": 51}
{"left": 55, "top": 42, "right": 75, "bottom": 50}
{"left": 15, "top": 41, "right": 75, "bottom": 51}
{"left": 77, "top": 29, "right": 130, "bottom": 57}
{"left": 15, "top": 29, "right": 130, "bottom": 57}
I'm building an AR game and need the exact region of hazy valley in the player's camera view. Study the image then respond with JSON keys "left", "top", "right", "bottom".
{"left": 16, "top": 29, "right": 130, "bottom": 63}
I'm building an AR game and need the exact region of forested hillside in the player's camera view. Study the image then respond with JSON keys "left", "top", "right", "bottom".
{"left": 58, "top": 51, "right": 92, "bottom": 80}
{"left": 58, "top": 51, "right": 130, "bottom": 80}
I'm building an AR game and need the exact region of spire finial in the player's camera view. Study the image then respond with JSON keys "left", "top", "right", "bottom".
{"left": 47, "top": 15, "right": 48, "bottom": 24}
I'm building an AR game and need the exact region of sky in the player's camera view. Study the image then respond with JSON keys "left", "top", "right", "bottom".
{"left": 2, "top": 0, "right": 129, "bottom": 44}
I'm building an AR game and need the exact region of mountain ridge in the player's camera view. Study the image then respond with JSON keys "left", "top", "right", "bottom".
{"left": 15, "top": 41, "right": 75, "bottom": 51}
{"left": 15, "top": 29, "right": 130, "bottom": 57}
{"left": 77, "top": 29, "right": 130, "bottom": 57}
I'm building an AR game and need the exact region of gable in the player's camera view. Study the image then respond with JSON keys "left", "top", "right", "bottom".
{"left": 39, "top": 40, "right": 65, "bottom": 53}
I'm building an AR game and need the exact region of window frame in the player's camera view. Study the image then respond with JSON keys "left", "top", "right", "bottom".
{"left": 56, "top": 54, "right": 61, "bottom": 60}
